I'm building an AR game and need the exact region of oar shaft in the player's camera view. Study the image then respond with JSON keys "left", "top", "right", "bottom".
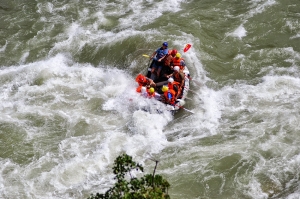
{"left": 183, "top": 108, "right": 195, "bottom": 114}
{"left": 174, "top": 103, "right": 194, "bottom": 114}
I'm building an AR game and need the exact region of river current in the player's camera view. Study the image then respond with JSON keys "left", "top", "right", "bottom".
{"left": 1, "top": 0, "right": 300, "bottom": 198}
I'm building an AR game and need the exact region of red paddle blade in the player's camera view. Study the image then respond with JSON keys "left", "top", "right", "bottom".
{"left": 183, "top": 44, "right": 192, "bottom": 53}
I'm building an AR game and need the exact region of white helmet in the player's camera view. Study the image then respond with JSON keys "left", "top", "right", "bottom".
{"left": 141, "top": 86, "right": 146, "bottom": 93}
{"left": 174, "top": 66, "right": 180, "bottom": 72}
{"left": 168, "top": 77, "right": 174, "bottom": 83}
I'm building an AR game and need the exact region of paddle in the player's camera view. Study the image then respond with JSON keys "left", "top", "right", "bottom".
{"left": 188, "top": 89, "right": 198, "bottom": 95}
{"left": 175, "top": 104, "right": 194, "bottom": 113}
{"left": 142, "top": 43, "right": 192, "bottom": 58}
{"left": 183, "top": 44, "right": 192, "bottom": 53}
{"left": 184, "top": 96, "right": 193, "bottom": 100}
{"left": 187, "top": 76, "right": 202, "bottom": 86}
{"left": 182, "top": 44, "right": 202, "bottom": 86}
{"left": 174, "top": 99, "right": 195, "bottom": 113}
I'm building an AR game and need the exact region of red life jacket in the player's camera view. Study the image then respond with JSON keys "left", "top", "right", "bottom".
{"left": 135, "top": 74, "right": 150, "bottom": 86}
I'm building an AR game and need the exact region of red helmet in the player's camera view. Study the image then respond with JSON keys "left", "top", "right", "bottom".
{"left": 171, "top": 49, "right": 178, "bottom": 56}
{"left": 136, "top": 74, "right": 145, "bottom": 83}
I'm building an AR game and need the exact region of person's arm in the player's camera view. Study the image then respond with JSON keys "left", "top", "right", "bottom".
{"left": 158, "top": 55, "right": 166, "bottom": 62}
{"left": 150, "top": 51, "right": 156, "bottom": 59}
{"left": 150, "top": 48, "right": 160, "bottom": 59}
{"left": 158, "top": 49, "right": 168, "bottom": 62}
{"left": 180, "top": 73, "right": 185, "bottom": 87}
{"left": 166, "top": 73, "right": 173, "bottom": 79}
{"left": 146, "top": 77, "right": 155, "bottom": 87}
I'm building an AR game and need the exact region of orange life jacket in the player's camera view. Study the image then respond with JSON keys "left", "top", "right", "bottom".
{"left": 172, "top": 57, "right": 185, "bottom": 70}
{"left": 136, "top": 85, "right": 156, "bottom": 98}
{"left": 168, "top": 81, "right": 182, "bottom": 98}
{"left": 136, "top": 85, "right": 143, "bottom": 92}
{"left": 172, "top": 72, "right": 184, "bottom": 98}
{"left": 168, "top": 81, "right": 180, "bottom": 91}
{"left": 163, "top": 89, "right": 176, "bottom": 105}
{"left": 172, "top": 57, "right": 184, "bottom": 66}
{"left": 147, "top": 91, "right": 156, "bottom": 98}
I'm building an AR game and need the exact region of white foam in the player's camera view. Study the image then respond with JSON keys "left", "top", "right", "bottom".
{"left": 224, "top": 0, "right": 277, "bottom": 40}
{"left": 0, "top": 53, "right": 177, "bottom": 198}
{"left": 19, "top": 52, "right": 29, "bottom": 64}
{"left": 227, "top": 25, "right": 247, "bottom": 39}
{"left": 243, "top": 0, "right": 277, "bottom": 19}
{"left": 3, "top": 0, "right": 299, "bottom": 198}
{"left": 0, "top": 40, "right": 7, "bottom": 52}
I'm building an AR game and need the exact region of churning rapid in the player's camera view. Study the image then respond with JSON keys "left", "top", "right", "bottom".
{"left": 1, "top": 0, "right": 300, "bottom": 198}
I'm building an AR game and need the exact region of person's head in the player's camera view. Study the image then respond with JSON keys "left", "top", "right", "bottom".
{"left": 162, "top": 42, "right": 168, "bottom": 48}
{"left": 171, "top": 49, "right": 177, "bottom": 56}
{"left": 136, "top": 74, "right": 145, "bottom": 83}
{"left": 162, "top": 85, "right": 169, "bottom": 92}
{"left": 174, "top": 66, "right": 180, "bottom": 72}
{"left": 141, "top": 86, "right": 147, "bottom": 93}
{"left": 175, "top": 53, "right": 181, "bottom": 59}
{"left": 149, "top": 87, "right": 155, "bottom": 94}
{"left": 168, "top": 77, "right": 174, "bottom": 83}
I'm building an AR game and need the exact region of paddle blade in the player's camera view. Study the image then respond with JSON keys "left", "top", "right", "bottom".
{"left": 183, "top": 44, "right": 192, "bottom": 53}
{"left": 142, "top": 54, "right": 150, "bottom": 58}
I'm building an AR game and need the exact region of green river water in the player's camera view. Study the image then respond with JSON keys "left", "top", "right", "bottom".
{"left": 1, "top": 0, "right": 300, "bottom": 198}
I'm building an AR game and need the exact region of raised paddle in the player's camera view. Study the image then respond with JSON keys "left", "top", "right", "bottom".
{"left": 182, "top": 44, "right": 203, "bottom": 86}
{"left": 183, "top": 44, "right": 192, "bottom": 53}
{"left": 142, "top": 43, "right": 192, "bottom": 58}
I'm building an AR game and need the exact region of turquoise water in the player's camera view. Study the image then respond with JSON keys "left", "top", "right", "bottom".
{"left": 1, "top": 0, "right": 300, "bottom": 198}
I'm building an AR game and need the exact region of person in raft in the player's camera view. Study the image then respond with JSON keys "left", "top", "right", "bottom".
{"left": 167, "top": 77, "right": 180, "bottom": 99}
{"left": 135, "top": 74, "right": 155, "bottom": 92}
{"left": 166, "top": 66, "right": 185, "bottom": 99}
{"left": 161, "top": 49, "right": 178, "bottom": 80}
{"left": 140, "top": 87, "right": 155, "bottom": 98}
{"left": 171, "top": 52, "right": 186, "bottom": 71}
{"left": 149, "top": 42, "right": 169, "bottom": 80}
{"left": 161, "top": 85, "right": 176, "bottom": 105}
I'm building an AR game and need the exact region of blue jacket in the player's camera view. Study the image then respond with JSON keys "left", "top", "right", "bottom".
{"left": 155, "top": 47, "right": 168, "bottom": 60}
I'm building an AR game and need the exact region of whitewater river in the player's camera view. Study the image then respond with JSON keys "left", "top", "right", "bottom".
{"left": 1, "top": 0, "right": 300, "bottom": 198}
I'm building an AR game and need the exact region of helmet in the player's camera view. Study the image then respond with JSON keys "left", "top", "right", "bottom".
{"left": 174, "top": 66, "right": 180, "bottom": 72}
{"left": 141, "top": 86, "right": 147, "bottom": 93}
{"left": 139, "top": 77, "right": 145, "bottom": 83}
{"left": 168, "top": 77, "right": 174, "bottom": 83}
{"left": 162, "top": 85, "right": 169, "bottom": 92}
{"left": 162, "top": 42, "right": 168, "bottom": 47}
{"left": 171, "top": 49, "right": 177, "bottom": 56}
{"left": 136, "top": 74, "right": 145, "bottom": 83}
{"left": 175, "top": 53, "right": 181, "bottom": 58}
{"left": 149, "top": 87, "right": 155, "bottom": 93}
